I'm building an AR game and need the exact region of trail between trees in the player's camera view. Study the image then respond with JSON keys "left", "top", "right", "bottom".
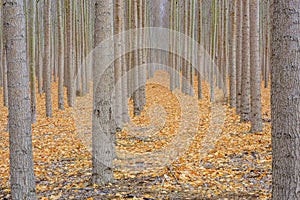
{"left": 74, "top": 70, "right": 225, "bottom": 173}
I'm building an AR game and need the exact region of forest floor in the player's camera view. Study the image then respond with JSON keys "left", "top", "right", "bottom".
{"left": 0, "top": 71, "right": 272, "bottom": 199}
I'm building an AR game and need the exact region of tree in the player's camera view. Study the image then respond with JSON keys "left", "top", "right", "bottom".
{"left": 66, "top": 0, "right": 75, "bottom": 107}
{"left": 240, "top": 0, "right": 250, "bottom": 122}
{"left": 44, "top": 0, "right": 52, "bottom": 117}
{"left": 28, "top": 0, "right": 37, "bottom": 123}
{"left": 229, "top": 0, "right": 237, "bottom": 108}
{"left": 114, "top": 0, "right": 124, "bottom": 129}
{"left": 271, "top": 1, "right": 300, "bottom": 198}
{"left": 235, "top": 0, "right": 242, "bottom": 114}
{"left": 3, "top": 0, "right": 37, "bottom": 198}
{"left": 92, "top": 0, "right": 115, "bottom": 185}
{"left": 250, "top": 0, "right": 262, "bottom": 132}
{"left": 57, "top": 0, "right": 64, "bottom": 110}
{"left": 197, "top": 0, "right": 203, "bottom": 99}
{"left": 138, "top": 0, "right": 146, "bottom": 109}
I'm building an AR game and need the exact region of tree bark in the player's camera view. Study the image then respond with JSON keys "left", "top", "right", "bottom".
{"left": 44, "top": 0, "right": 52, "bottom": 117}
{"left": 250, "top": 0, "right": 262, "bottom": 132}
{"left": 235, "top": 0, "right": 242, "bottom": 114}
{"left": 229, "top": 0, "right": 237, "bottom": 108}
{"left": 29, "top": 0, "right": 36, "bottom": 123}
{"left": 240, "top": 0, "right": 250, "bottom": 122}
{"left": 92, "top": 0, "right": 115, "bottom": 185}
{"left": 57, "top": 0, "right": 64, "bottom": 110}
{"left": 3, "top": 0, "right": 37, "bottom": 198}
{"left": 271, "top": 1, "right": 300, "bottom": 199}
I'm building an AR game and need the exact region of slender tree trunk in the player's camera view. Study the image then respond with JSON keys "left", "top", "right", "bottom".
{"left": 37, "top": 3, "right": 43, "bottom": 95}
{"left": 66, "top": 0, "right": 74, "bottom": 107}
{"left": 264, "top": 0, "right": 270, "bottom": 89}
{"left": 57, "top": 0, "right": 64, "bottom": 110}
{"left": 189, "top": 0, "right": 196, "bottom": 96}
{"left": 132, "top": 0, "right": 140, "bottom": 116}
{"left": 28, "top": 0, "right": 36, "bottom": 123}
{"left": 3, "top": 0, "right": 37, "bottom": 198}
{"left": 240, "top": 0, "right": 250, "bottom": 122}
{"left": 138, "top": 0, "right": 146, "bottom": 108}
{"left": 250, "top": 0, "right": 262, "bottom": 132}
{"left": 235, "top": 0, "right": 242, "bottom": 114}
{"left": 114, "top": 0, "right": 124, "bottom": 130}
{"left": 210, "top": 0, "right": 217, "bottom": 102}
{"left": 217, "top": 0, "right": 223, "bottom": 91}
{"left": 223, "top": 0, "right": 229, "bottom": 99}
{"left": 229, "top": 0, "right": 237, "bottom": 108}
{"left": 181, "top": 0, "right": 189, "bottom": 95}
{"left": 271, "top": 1, "right": 300, "bottom": 198}
{"left": 44, "top": 0, "right": 52, "bottom": 117}
{"left": 197, "top": 0, "right": 203, "bottom": 99}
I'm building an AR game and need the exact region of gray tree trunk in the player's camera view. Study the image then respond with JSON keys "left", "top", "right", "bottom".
{"left": 197, "top": 0, "right": 203, "bottom": 99}
{"left": 240, "top": 0, "right": 250, "bottom": 122}
{"left": 114, "top": 0, "right": 124, "bottom": 130}
{"left": 57, "top": 0, "right": 64, "bottom": 110}
{"left": 271, "top": 1, "right": 300, "bottom": 199}
{"left": 181, "top": 0, "right": 189, "bottom": 95}
{"left": 92, "top": 0, "right": 115, "bottom": 185}
{"left": 3, "top": 0, "right": 37, "bottom": 198}
{"left": 222, "top": 0, "right": 229, "bottom": 100}
{"left": 132, "top": 0, "right": 140, "bottom": 116}
{"left": 138, "top": 0, "right": 146, "bottom": 108}
{"left": 66, "top": 0, "right": 74, "bottom": 107}
{"left": 37, "top": 3, "right": 43, "bottom": 95}
{"left": 250, "top": 0, "right": 262, "bottom": 132}
{"left": 29, "top": 0, "right": 36, "bottom": 123}
{"left": 229, "top": 0, "right": 236, "bottom": 108}
{"left": 235, "top": 0, "right": 242, "bottom": 114}
{"left": 44, "top": 0, "right": 52, "bottom": 117}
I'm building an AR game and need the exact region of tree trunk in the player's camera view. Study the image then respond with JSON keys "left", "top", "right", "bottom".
{"left": 92, "top": 0, "right": 115, "bottom": 185}
{"left": 250, "top": 0, "right": 262, "bottom": 132}
{"left": 210, "top": 0, "right": 217, "bottom": 103}
{"left": 66, "top": 0, "right": 75, "bottom": 107}
{"left": 240, "top": 0, "right": 250, "bottom": 122}
{"left": 271, "top": 1, "right": 300, "bottom": 199}
{"left": 29, "top": 0, "right": 36, "bottom": 123}
{"left": 235, "top": 0, "right": 242, "bottom": 114}
{"left": 197, "top": 0, "right": 203, "bottom": 99}
{"left": 138, "top": 0, "right": 146, "bottom": 109}
{"left": 57, "top": 0, "right": 64, "bottom": 110}
{"left": 3, "top": 0, "right": 37, "bottom": 198}
{"left": 132, "top": 0, "right": 140, "bottom": 116}
{"left": 37, "top": 3, "right": 43, "bottom": 95}
{"left": 229, "top": 0, "right": 237, "bottom": 108}
{"left": 114, "top": 0, "right": 124, "bottom": 130}
{"left": 44, "top": 0, "right": 52, "bottom": 117}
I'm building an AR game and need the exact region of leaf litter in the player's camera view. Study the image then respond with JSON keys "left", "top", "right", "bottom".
{"left": 0, "top": 71, "right": 271, "bottom": 199}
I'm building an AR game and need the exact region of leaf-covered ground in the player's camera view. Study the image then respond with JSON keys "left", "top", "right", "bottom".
{"left": 0, "top": 71, "right": 271, "bottom": 199}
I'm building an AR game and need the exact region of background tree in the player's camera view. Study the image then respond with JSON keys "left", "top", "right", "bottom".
{"left": 229, "top": 0, "right": 236, "bottom": 108}
{"left": 240, "top": 0, "right": 250, "bottom": 122}
{"left": 57, "top": 0, "right": 64, "bottom": 110}
{"left": 235, "top": 0, "right": 242, "bottom": 114}
{"left": 43, "top": 0, "right": 52, "bottom": 117}
{"left": 250, "top": 0, "right": 262, "bottom": 132}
